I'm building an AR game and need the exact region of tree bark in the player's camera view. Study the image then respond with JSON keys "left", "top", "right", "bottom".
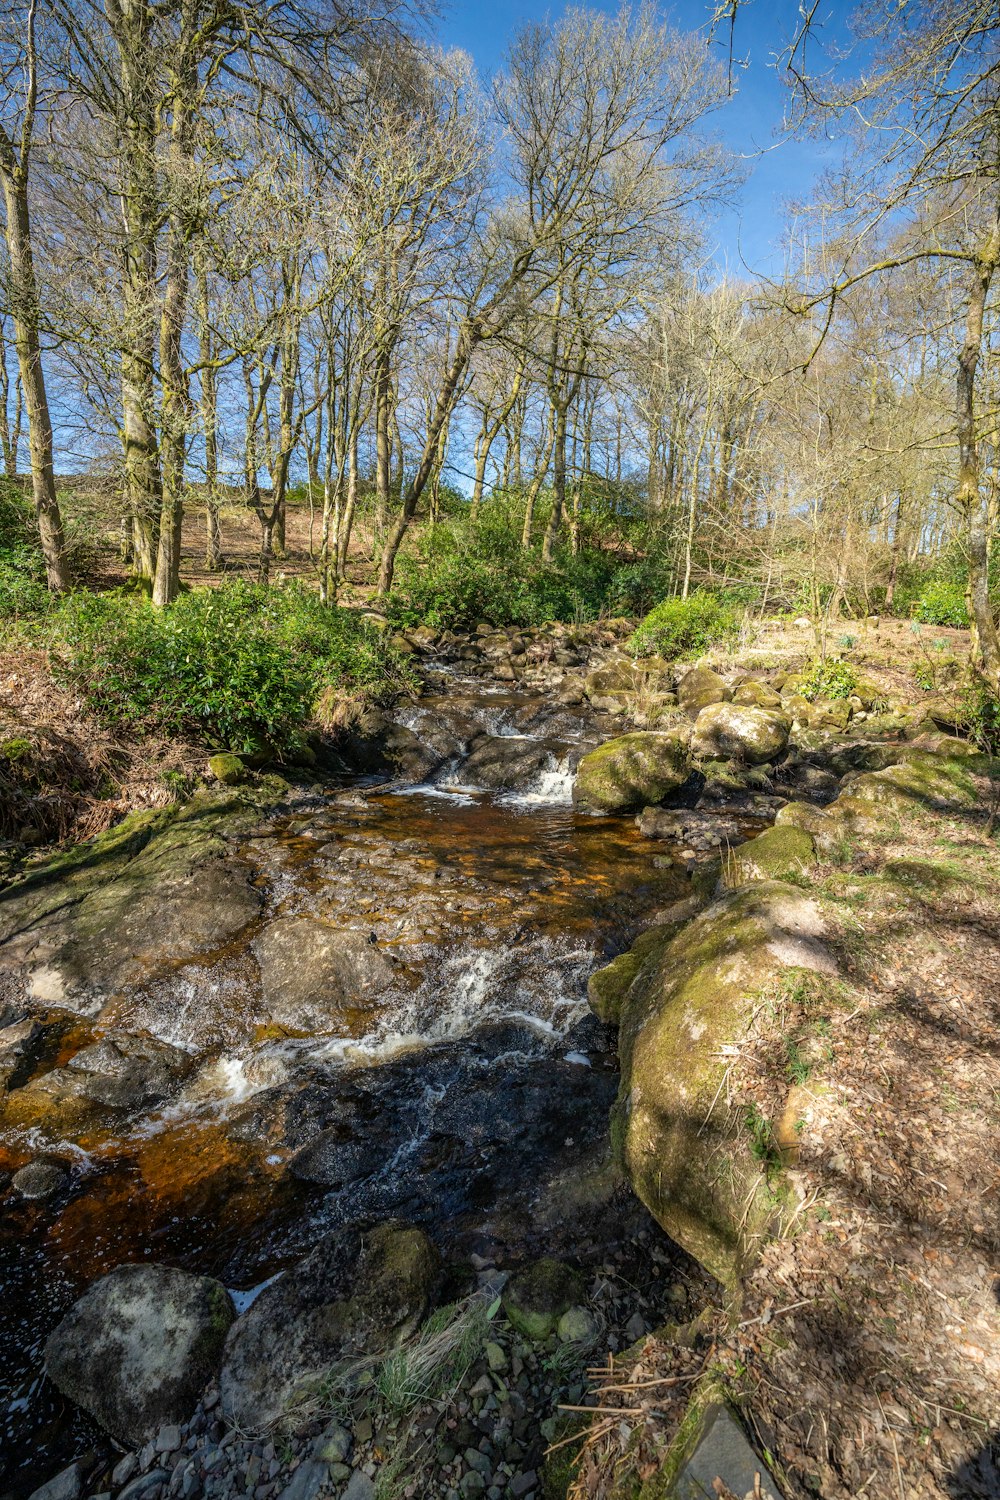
{"left": 957, "top": 216, "right": 1000, "bottom": 689}
{"left": 0, "top": 163, "right": 69, "bottom": 590}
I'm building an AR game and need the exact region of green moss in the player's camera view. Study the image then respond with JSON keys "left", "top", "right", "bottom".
{"left": 723, "top": 826, "right": 815, "bottom": 889}
{"left": 588, "top": 927, "right": 672, "bottom": 1023}
{"left": 0, "top": 737, "right": 33, "bottom": 764}
{"left": 614, "top": 884, "right": 834, "bottom": 1284}
{"left": 575, "top": 732, "right": 690, "bottom": 813}
{"left": 208, "top": 752, "right": 247, "bottom": 786}
{"left": 502, "top": 1259, "right": 583, "bottom": 1341}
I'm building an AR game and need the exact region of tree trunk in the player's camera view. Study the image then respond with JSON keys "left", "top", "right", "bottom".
{"left": 0, "top": 169, "right": 69, "bottom": 590}
{"left": 957, "top": 219, "right": 1000, "bottom": 689}
{"left": 521, "top": 411, "right": 554, "bottom": 550}
{"left": 541, "top": 402, "right": 568, "bottom": 563}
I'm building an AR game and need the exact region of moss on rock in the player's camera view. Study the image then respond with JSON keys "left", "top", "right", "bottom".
{"left": 614, "top": 883, "right": 836, "bottom": 1285}
{"left": 502, "top": 1258, "right": 584, "bottom": 1342}
{"left": 588, "top": 927, "right": 673, "bottom": 1023}
{"left": 690, "top": 703, "right": 790, "bottom": 766}
{"left": 208, "top": 752, "right": 247, "bottom": 786}
{"left": 676, "top": 667, "right": 731, "bottom": 717}
{"left": 722, "top": 825, "right": 815, "bottom": 889}
{"left": 574, "top": 733, "right": 690, "bottom": 814}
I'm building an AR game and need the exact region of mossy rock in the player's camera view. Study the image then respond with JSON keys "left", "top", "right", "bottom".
{"left": 614, "top": 882, "right": 837, "bottom": 1284}
{"left": 731, "top": 680, "right": 781, "bottom": 709}
{"left": 502, "top": 1258, "right": 584, "bottom": 1341}
{"left": 588, "top": 927, "right": 673, "bottom": 1024}
{"left": 690, "top": 703, "right": 790, "bottom": 766}
{"left": 208, "top": 753, "right": 247, "bottom": 786}
{"left": 722, "top": 825, "right": 816, "bottom": 889}
{"left": 574, "top": 732, "right": 690, "bottom": 814}
{"left": 676, "top": 667, "right": 731, "bottom": 716}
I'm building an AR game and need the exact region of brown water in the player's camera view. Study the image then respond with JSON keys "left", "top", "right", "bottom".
{"left": 0, "top": 678, "right": 713, "bottom": 1494}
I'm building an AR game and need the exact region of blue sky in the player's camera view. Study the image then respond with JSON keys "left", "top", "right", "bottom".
{"left": 436, "top": 0, "right": 848, "bottom": 279}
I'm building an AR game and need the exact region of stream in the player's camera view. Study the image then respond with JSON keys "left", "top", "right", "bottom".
{"left": 1, "top": 672, "right": 711, "bottom": 1496}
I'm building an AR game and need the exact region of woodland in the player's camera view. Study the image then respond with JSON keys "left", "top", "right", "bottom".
{"left": 2, "top": 6, "right": 1000, "bottom": 1500}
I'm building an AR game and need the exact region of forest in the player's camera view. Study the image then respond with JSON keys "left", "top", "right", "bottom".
{"left": 2, "top": 4, "right": 1000, "bottom": 1500}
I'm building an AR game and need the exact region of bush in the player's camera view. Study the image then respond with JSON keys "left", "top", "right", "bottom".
{"left": 0, "top": 482, "right": 48, "bottom": 616}
{"left": 914, "top": 579, "right": 968, "bottom": 628}
{"left": 50, "top": 581, "right": 411, "bottom": 755}
{"left": 798, "top": 658, "right": 858, "bottom": 701}
{"left": 628, "top": 592, "right": 742, "bottom": 659}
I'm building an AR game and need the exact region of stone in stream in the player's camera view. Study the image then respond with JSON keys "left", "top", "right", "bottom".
{"left": 0, "top": 800, "right": 263, "bottom": 1017}
{"left": 452, "top": 735, "right": 554, "bottom": 792}
{"left": 64, "top": 1033, "right": 192, "bottom": 1110}
{"left": 11, "top": 1158, "right": 67, "bottom": 1199}
{"left": 44, "top": 1263, "right": 236, "bottom": 1446}
{"left": 252, "top": 916, "right": 395, "bottom": 1035}
{"left": 220, "top": 1223, "right": 440, "bottom": 1430}
{"left": 574, "top": 732, "right": 690, "bottom": 813}
{"left": 25, "top": 1460, "right": 84, "bottom": 1500}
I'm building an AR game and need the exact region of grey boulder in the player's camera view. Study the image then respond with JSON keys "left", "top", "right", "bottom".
{"left": 44, "top": 1263, "right": 235, "bottom": 1446}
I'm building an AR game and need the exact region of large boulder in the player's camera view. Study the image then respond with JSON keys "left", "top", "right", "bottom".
{"left": 0, "top": 802, "right": 263, "bottom": 1016}
{"left": 676, "top": 667, "right": 731, "bottom": 716}
{"left": 574, "top": 732, "right": 690, "bottom": 813}
{"left": 691, "top": 702, "right": 790, "bottom": 766}
{"left": 252, "top": 917, "right": 395, "bottom": 1035}
{"left": 614, "top": 883, "right": 837, "bottom": 1283}
{"left": 45, "top": 1264, "right": 235, "bottom": 1446}
{"left": 220, "top": 1223, "right": 440, "bottom": 1430}
{"left": 721, "top": 825, "right": 816, "bottom": 889}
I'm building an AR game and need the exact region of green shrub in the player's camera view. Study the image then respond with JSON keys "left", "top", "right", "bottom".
{"left": 0, "top": 482, "right": 48, "bottom": 616}
{"left": 628, "top": 592, "right": 742, "bottom": 659}
{"left": 914, "top": 579, "right": 968, "bottom": 628}
{"left": 49, "top": 581, "right": 411, "bottom": 755}
{"left": 959, "top": 681, "right": 1000, "bottom": 755}
{"left": 798, "top": 658, "right": 858, "bottom": 701}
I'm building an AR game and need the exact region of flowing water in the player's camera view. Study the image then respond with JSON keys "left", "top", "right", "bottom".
{"left": 0, "top": 676, "right": 704, "bottom": 1495}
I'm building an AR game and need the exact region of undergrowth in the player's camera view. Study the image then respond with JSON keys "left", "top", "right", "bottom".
{"left": 628, "top": 591, "right": 743, "bottom": 659}
{"left": 46, "top": 581, "right": 413, "bottom": 756}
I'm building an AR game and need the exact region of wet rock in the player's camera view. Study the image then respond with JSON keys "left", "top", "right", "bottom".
{"left": 252, "top": 917, "right": 395, "bottom": 1035}
{"left": 454, "top": 737, "right": 552, "bottom": 792}
{"left": 676, "top": 667, "right": 731, "bottom": 716}
{"left": 0, "top": 802, "right": 263, "bottom": 1016}
{"left": 11, "top": 1158, "right": 67, "bottom": 1199}
{"left": 574, "top": 733, "right": 690, "bottom": 813}
{"left": 26, "top": 1461, "right": 84, "bottom": 1500}
{"left": 45, "top": 1263, "right": 235, "bottom": 1446}
{"left": 502, "top": 1259, "right": 583, "bottom": 1341}
{"left": 220, "top": 1223, "right": 440, "bottom": 1430}
{"left": 65, "top": 1033, "right": 192, "bottom": 1110}
{"left": 0, "top": 1015, "right": 45, "bottom": 1093}
{"left": 690, "top": 703, "right": 790, "bottom": 766}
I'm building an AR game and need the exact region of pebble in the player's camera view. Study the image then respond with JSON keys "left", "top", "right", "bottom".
{"left": 112, "top": 1455, "right": 139, "bottom": 1489}
{"left": 510, "top": 1474, "right": 538, "bottom": 1498}
{"left": 155, "top": 1425, "right": 182, "bottom": 1454}
{"left": 119, "top": 1471, "right": 169, "bottom": 1500}
{"left": 342, "top": 1473, "right": 376, "bottom": 1500}
{"left": 276, "top": 1460, "right": 327, "bottom": 1500}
